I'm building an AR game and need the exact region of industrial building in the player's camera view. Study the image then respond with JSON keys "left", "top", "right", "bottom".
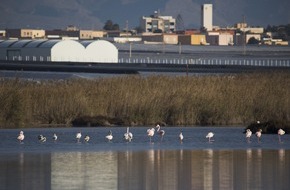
{"left": 0, "top": 39, "right": 118, "bottom": 63}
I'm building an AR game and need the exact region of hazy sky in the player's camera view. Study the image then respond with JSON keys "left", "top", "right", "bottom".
{"left": 0, "top": 0, "right": 289, "bottom": 29}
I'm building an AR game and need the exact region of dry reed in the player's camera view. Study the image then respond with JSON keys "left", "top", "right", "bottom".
{"left": 0, "top": 72, "right": 289, "bottom": 128}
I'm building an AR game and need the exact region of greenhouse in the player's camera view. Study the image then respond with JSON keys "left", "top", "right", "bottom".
{"left": 81, "top": 40, "right": 118, "bottom": 63}
{"left": 0, "top": 39, "right": 118, "bottom": 63}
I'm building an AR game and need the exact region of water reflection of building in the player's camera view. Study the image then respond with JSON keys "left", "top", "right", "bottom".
{"left": 49, "top": 149, "right": 290, "bottom": 190}
{"left": 218, "top": 150, "right": 234, "bottom": 189}
{"left": 3, "top": 149, "right": 290, "bottom": 189}
{"left": 1, "top": 152, "right": 51, "bottom": 190}
{"left": 51, "top": 152, "right": 117, "bottom": 190}
{"left": 203, "top": 149, "right": 213, "bottom": 190}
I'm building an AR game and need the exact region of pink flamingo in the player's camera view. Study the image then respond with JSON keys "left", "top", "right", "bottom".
{"left": 256, "top": 129, "right": 262, "bottom": 143}
{"left": 278, "top": 129, "right": 285, "bottom": 143}
{"left": 17, "top": 131, "right": 24, "bottom": 143}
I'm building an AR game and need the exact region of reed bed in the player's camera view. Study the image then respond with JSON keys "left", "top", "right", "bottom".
{"left": 0, "top": 72, "right": 289, "bottom": 128}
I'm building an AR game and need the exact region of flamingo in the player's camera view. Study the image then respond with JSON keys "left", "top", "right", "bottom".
{"left": 147, "top": 127, "right": 155, "bottom": 143}
{"left": 76, "top": 132, "right": 82, "bottom": 143}
{"left": 38, "top": 135, "right": 46, "bottom": 143}
{"left": 17, "top": 131, "right": 25, "bottom": 143}
{"left": 156, "top": 124, "right": 165, "bottom": 141}
{"left": 206, "top": 132, "right": 214, "bottom": 142}
{"left": 124, "top": 127, "right": 133, "bottom": 142}
{"left": 278, "top": 129, "right": 285, "bottom": 143}
{"left": 179, "top": 132, "right": 184, "bottom": 143}
{"left": 52, "top": 133, "right": 58, "bottom": 141}
{"left": 246, "top": 129, "right": 252, "bottom": 143}
{"left": 256, "top": 129, "right": 262, "bottom": 143}
{"left": 84, "top": 135, "right": 90, "bottom": 142}
{"left": 106, "top": 130, "right": 113, "bottom": 142}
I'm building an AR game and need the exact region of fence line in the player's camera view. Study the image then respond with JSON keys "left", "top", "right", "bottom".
{"left": 119, "top": 58, "right": 290, "bottom": 67}
{"left": 6, "top": 56, "right": 290, "bottom": 67}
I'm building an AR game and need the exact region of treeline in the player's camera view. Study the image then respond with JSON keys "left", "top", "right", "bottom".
{"left": 0, "top": 72, "right": 290, "bottom": 128}
{"left": 265, "top": 24, "right": 290, "bottom": 40}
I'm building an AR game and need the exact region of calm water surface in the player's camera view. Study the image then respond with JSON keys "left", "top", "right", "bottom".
{"left": 0, "top": 127, "right": 289, "bottom": 190}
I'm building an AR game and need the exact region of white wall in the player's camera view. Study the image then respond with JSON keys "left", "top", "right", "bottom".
{"left": 51, "top": 40, "right": 85, "bottom": 62}
{"left": 219, "top": 34, "right": 234, "bottom": 46}
{"left": 83, "top": 40, "right": 118, "bottom": 63}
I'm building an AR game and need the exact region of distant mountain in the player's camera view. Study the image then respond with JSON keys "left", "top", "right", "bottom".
{"left": 0, "top": 0, "right": 289, "bottom": 30}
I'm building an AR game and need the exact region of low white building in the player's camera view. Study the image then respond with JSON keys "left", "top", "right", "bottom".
{"left": 0, "top": 39, "right": 118, "bottom": 63}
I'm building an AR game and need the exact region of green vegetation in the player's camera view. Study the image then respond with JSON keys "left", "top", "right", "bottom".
{"left": 103, "top": 20, "right": 120, "bottom": 31}
{"left": 265, "top": 24, "right": 290, "bottom": 40}
{"left": 0, "top": 72, "right": 290, "bottom": 128}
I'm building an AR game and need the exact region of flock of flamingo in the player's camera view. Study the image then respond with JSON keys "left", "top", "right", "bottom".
{"left": 16, "top": 125, "right": 286, "bottom": 144}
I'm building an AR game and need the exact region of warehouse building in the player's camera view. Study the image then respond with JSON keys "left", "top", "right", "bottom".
{"left": 0, "top": 39, "right": 118, "bottom": 63}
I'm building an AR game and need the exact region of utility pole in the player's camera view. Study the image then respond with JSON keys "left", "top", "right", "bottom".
{"left": 243, "top": 15, "right": 246, "bottom": 55}
{"left": 129, "top": 42, "right": 132, "bottom": 58}
{"left": 125, "top": 20, "right": 129, "bottom": 33}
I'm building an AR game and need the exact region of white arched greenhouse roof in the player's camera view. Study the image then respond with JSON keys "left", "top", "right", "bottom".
{"left": 50, "top": 40, "right": 85, "bottom": 62}
{"left": 0, "top": 39, "right": 119, "bottom": 63}
{"left": 80, "top": 40, "right": 118, "bottom": 63}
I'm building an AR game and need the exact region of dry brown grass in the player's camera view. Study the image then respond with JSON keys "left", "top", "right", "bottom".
{"left": 0, "top": 72, "right": 289, "bottom": 128}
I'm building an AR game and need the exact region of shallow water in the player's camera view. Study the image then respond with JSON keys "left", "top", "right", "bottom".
{"left": 0, "top": 127, "right": 289, "bottom": 190}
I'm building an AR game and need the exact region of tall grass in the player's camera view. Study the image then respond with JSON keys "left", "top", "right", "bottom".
{"left": 0, "top": 72, "right": 289, "bottom": 128}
